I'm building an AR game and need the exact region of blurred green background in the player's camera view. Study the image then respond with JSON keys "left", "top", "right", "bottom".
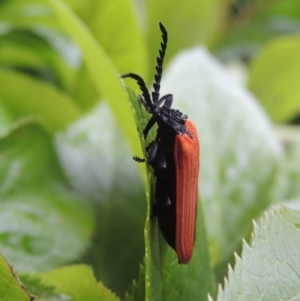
{"left": 1, "top": 0, "right": 300, "bottom": 299}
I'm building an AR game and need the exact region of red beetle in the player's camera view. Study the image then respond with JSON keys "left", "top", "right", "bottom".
{"left": 122, "top": 23, "right": 200, "bottom": 264}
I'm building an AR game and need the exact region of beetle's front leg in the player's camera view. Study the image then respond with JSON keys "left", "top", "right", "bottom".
{"left": 133, "top": 141, "right": 167, "bottom": 169}
{"left": 146, "top": 141, "right": 167, "bottom": 170}
{"left": 133, "top": 156, "right": 145, "bottom": 162}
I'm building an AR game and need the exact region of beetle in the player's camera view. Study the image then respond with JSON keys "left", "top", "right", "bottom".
{"left": 121, "top": 22, "right": 200, "bottom": 264}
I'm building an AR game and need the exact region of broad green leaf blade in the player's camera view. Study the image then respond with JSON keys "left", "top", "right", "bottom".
{"left": 0, "top": 253, "right": 34, "bottom": 301}
{"left": 0, "top": 0, "right": 60, "bottom": 32}
{"left": 0, "top": 119, "right": 94, "bottom": 272}
{"left": 0, "top": 32, "right": 46, "bottom": 67}
{"left": 0, "top": 191, "right": 94, "bottom": 272}
{"left": 159, "top": 47, "right": 282, "bottom": 268}
{"left": 146, "top": 0, "right": 228, "bottom": 71}
{"left": 28, "top": 25, "right": 81, "bottom": 87}
{"left": 214, "top": 204, "right": 300, "bottom": 301}
{"left": 73, "top": 0, "right": 149, "bottom": 109}
{"left": 44, "top": 0, "right": 140, "bottom": 155}
{"left": 61, "top": 0, "right": 92, "bottom": 20}
{"left": 0, "top": 69, "right": 81, "bottom": 132}
{"left": 0, "top": 118, "right": 66, "bottom": 192}
{"left": 266, "top": 0, "right": 300, "bottom": 19}
{"left": 1, "top": 0, "right": 140, "bottom": 154}
{"left": 86, "top": 0, "right": 148, "bottom": 78}
{"left": 54, "top": 102, "right": 146, "bottom": 296}
{"left": 249, "top": 36, "right": 300, "bottom": 122}
{"left": 38, "top": 265, "right": 120, "bottom": 301}
{"left": 0, "top": 102, "right": 14, "bottom": 132}
{"left": 0, "top": 26, "right": 79, "bottom": 91}
{"left": 122, "top": 85, "right": 216, "bottom": 301}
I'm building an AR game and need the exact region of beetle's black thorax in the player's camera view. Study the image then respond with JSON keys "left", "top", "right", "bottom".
{"left": 156, "top": 105, "right": 187, "bottom": 135}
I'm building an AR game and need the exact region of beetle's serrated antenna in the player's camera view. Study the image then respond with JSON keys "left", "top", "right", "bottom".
{"left": 152, "top": 22, "right": 168, "bottom": 104}
{"left": 121, "top": 73, "right": 152, "bottom": 111}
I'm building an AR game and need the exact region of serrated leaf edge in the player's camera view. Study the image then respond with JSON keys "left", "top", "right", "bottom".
{"left": 213, "top": 205, "right": 288, "bottom": 300}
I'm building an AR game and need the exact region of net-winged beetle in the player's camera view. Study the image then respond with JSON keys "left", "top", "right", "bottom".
{"left": 121, "top": 23, "right": 200, "bottom": 264}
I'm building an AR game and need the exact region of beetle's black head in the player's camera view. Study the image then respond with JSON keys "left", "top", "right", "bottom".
{"left": 159, "top": 105, "right": 191, "bottom": 135}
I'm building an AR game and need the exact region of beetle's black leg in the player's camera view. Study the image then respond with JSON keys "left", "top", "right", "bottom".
{"left": 133, "top": 156, "right": 145, "bottom": 162}
{"left": 146, "top": 141, "right": 167, "bottom": 170}
{"left": 142, "top": 94, "right": 173, "bottom": 139}
{"left": 133, "top": 140, "right": 167, "bottom": 169}
{"left": 133, "top": 141, "right": 167, "bottom": 169}
{"left": 156, "top": 94, "right": 173, "bottom": 108}
{"left": 152, "top": 23, "right": 168, "bottom": 104}
{"left": 143, "top": 115, "right": 157, "bottom": 139}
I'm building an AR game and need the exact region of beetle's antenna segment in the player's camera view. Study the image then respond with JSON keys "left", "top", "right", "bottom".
{"left": 152, "top": 22, "right": 168, "bottom": 104}
{"left": 121, "top": 73, "right": 152, "bottom": 111}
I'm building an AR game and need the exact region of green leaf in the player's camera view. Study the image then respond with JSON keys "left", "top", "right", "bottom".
{"left": 158, "top": 47, "right": 282, "bottom": 269}
{"left": 0, "top": 101, "right": 14, "bottom": 132}
{"left": 213, "top": 204, "right": 300, "bottom": 301}
{"left": 0, "top": 69, "right": 81, "bottom": 132}
{"left": 60, "top": 0, "right": 93, "bottom": 20}
{"left": 85, "top": 0, "right": 148, "bottom": 78}
{"left": 0, "top": 26, "right": 78, "bottom": 90}
{"left": 0, "top": 119, "right": 94, "bottom": 272}
{"left": 0, "top": 118, "right": 65, "bottom": 191}
{"left": 43, "top": 0, "right": 140, "bottom": 155}
{"left": 249, "top": 36, "right": 300, "bottom": 122}
{"left": 0, "top": 253, "right": 34, "bottom": 301}
{"left": 38, "top": 265, "right": 120, "bottom": 301}
{"left": 0, "top": 31, "right": 46, "bottom": 68}
{"left": 0, "top": 0, "right": 140, "bottom": 155}
{"left": 72, "top": 0, "right": 149, "bottom": 108}
{"left": 263, "top": 0, "right": 300, "bottom": 20}
{"left": 19, "top": 273, "right": 67, "bottom": 300}
{"left": 0, "top": 191, "right": 94, "bottom": 272}
{"left": 146, "top": 0, "right": 228, "bottom": 71}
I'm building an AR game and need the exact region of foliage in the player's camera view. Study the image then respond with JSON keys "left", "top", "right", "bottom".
{"left": 0, "top": 0, "right": 300, "bottom": 300}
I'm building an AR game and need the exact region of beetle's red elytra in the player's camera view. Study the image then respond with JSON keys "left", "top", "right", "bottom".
{"left": 121, "top": 23, "right": 200, "bottom": 264}
{"left": 174, "top": 120, "right": 199, "bottom": 263}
